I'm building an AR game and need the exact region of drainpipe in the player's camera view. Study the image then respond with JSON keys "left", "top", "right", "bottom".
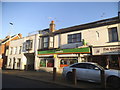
{"left": 89, "top": 45, "right": 93, "bottom": 62}
{"left": 89, "top": 45, "right": 93, "bottom": 55}
{"left": 34, "top": 34, "right": 39, "bottom": 70}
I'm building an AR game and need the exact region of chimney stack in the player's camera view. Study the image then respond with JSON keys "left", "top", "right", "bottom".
{"left": 49, "top": 20, "right": 55, "bottom": 32}
{"left": 18, "top": 33, "right": 22, "bottom": 38}
{"left": 5, "top": 35, "right": 10, "bottom": 39}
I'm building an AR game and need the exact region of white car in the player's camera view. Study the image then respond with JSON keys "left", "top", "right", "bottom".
{"left": 62, "top": 62, "right": 120, "bottom": 88}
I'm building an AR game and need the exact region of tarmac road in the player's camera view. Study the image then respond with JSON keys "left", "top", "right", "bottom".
{"left": 2, "top": 74, "right": 71, "bottom": 88}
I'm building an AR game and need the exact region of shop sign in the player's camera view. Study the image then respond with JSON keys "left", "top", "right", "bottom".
{"left": 38, "top": 47, "right": 90, "bottom": 55}
{"left": 92, "top": 46, "right": 120, "bottom": 55}
{"left": 54, "top": 54, "right": 57, "bottom": 58}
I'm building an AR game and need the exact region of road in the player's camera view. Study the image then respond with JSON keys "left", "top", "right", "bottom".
{"left": 2, "top": 74, "right": 71, "bottom": 88}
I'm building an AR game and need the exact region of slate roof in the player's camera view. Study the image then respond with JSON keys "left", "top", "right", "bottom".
{"left": 0, "top": 35, "right": 17, "bottom": 44}
{"left": 54, "top": 16, "right": 119, "bottom": 35}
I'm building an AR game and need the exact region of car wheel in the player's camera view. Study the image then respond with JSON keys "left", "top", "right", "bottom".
{"left": 107, "top": 76, "right": 120, "bottom": 88}
{"left": 66, "top": 72, "right": 73, "bottom": 81}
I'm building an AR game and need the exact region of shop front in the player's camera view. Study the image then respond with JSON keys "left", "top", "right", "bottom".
{"left": 88, "top": 45, "right": 120, "bottom": 70}
{"left": 37, "top": 47, "right": 91, "bottom": 73}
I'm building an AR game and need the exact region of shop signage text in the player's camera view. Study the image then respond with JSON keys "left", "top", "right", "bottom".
{"left": 92, "top": 46, "right": 120, "bottom": 55}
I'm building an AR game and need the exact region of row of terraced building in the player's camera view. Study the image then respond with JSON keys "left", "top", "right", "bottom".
{"left": 0, "top": 16, "right": 120, "bottom": 73}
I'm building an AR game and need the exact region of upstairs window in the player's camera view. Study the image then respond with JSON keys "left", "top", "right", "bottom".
{"left": 19, "top": 46, "right": 22, "bottom": 54}
{"left": 15, "top": 47, "right": 17, "bottom": 54}
{"left": 10, "top": 47, "right": 13, "bottom": 55}
{"left": 42, "top": 37, "right": 49, "bottom": 49}
{"left": 26, "top": 40, "right": 33, "bottom": 51}
{"left": 68, "top": 33, "right": 81, "bottom": 43}
{"left": 108, "top": 27, "right": 118, "bottom": 42}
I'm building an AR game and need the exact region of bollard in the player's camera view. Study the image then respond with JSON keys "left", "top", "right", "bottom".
{"left": 72, "top": 68, "right": 77, "bottom": 86}
{"left": 53, "top": 67, "right": 56, "bottom": 81}
{"left": 100, "top": 69, "right": 106, "bottom": 88}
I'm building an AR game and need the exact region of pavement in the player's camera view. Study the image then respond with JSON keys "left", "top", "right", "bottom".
{"left": 1, "top": 69, "right": 104, "bottom": 89}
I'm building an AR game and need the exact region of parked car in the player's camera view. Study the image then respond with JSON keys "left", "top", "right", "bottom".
{"left": 62, "top": 62, "right": 120, "bottom": 88}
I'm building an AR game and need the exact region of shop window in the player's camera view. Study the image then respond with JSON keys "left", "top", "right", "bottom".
{"left": 40, "top": 58, "right": 54, "bottom": 67}
{"left": 60, "top": 59, "right": 68, "bottom": 67}
{"left": 87, "top": 56, "right": 107, "bottom": 68}
{"left": 69, "top": 59, "right": 78, "bottom": 64}
{"left": 109, "top": 55, "right": 119, "bottom": 69}
{"left": 47, "top": 59, "right": 54, "bottom": 67}
{"left": 40, "top": 59, "right": 46, "bottom": 67}
{"left": 60, "top": 59, "right": 78, "bottom": 67}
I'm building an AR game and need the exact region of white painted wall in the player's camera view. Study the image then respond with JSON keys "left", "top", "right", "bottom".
{"left": 54, "top": 35, "right": 59, "bottom": 48}
{"left": 7, "top": 34, "right": 40, "bottom": 70}
{"left": 7, "top": 38, "right": 26, "bottom": 70}
{"left": 34, "top": 34, "right": 40, "bottom": 70}
{"left": 23, "top": 35, "right": 35, "bottom": 53}
{"left": 59, "top": 23, "right": 120, "bottom": 47}
{"left": 23, "top": 34, "right": 39, "bottom": 70}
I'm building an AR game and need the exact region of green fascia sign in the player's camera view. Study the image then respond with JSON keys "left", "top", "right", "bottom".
{"left": 38, "top": 47, "right": 90, "bottom": 55}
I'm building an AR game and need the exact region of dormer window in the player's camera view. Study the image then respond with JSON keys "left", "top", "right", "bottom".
{"left": 26, "top": 40, "right": 33, "bottom": 51}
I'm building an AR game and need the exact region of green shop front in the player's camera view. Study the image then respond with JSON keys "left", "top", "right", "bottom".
{"left": 37, "top": 47, "right": 91, "bottom": 73}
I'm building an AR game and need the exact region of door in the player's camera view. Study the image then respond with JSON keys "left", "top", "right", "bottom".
{"left": 26, "top": 54, "right": 35, "bottom": 70}
{"left": 13, "top": 58, "right": 15, "bottom": 70}
{"left": 71, "top": 63, "right": 89, "bottom": 80}
{"left": 72, "top": 63, "right": 100, "bottom": 82}
{"left": 82, "top": 63, "right": 101, "bottom": 82}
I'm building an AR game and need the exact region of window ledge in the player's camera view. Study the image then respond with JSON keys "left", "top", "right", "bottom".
{"left": 107, "top": 41, "right": 120, "bottom": 43}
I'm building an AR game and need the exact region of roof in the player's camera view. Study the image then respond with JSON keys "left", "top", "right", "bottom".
{"left": 38, "top": 28, "right": 49, "bottom": 33}
{"left": 0, "top": 34, "right": 20, "bottom": 44}
{"left": 54, "top": 16, "right": 120, "bottom": 35}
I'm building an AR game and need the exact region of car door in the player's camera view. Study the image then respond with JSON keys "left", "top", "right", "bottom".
{"left": 84, "top": 64, "right": 101, "bottom": 82}
{"left": 72, "top": 63, "right": 89, "bottom": 81}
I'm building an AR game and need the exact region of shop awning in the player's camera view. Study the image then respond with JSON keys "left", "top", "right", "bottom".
{"left": 38, "top": 47, "right": 90, "bottom": 55}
